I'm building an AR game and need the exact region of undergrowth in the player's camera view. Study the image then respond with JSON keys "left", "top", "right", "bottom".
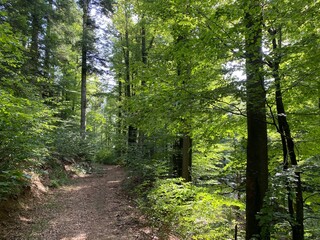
{"left": 137, "top": 178, "right": 244, "bottom": 239}
{"left": 0, "top": 170, "right": 31, "bottom": 201}
{"left": 124, "top": 160, "right": 245, "bottom": 240}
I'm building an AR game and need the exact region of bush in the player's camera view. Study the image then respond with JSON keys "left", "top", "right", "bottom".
{"left": 142, "top": 178, "right": 244, "bottom": 239}
{"left": 95, "top": 148, "right": 117, "bottom": 164}
{"left": 0, "top": 89, "right": 53, "bottom": 200}
{"left": 52, "top": 119, "right": 94, "bottom": 161}
{"left": 45, "top": 159, "right": 70, "bottom": 188}
{"left": 0, "top": 170, "right": 31, "bottom": 200}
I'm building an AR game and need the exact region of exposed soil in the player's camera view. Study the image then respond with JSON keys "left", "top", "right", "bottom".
{"left": 0, "top": 165, "right": 158, "bottom": 240}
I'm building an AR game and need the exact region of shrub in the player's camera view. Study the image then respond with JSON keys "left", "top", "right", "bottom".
{"left": 52, "top": 119, "right": 94, "bottom": 161}
{"left": 0, "top": 170, "right": 31, "bottom": 200}
{"left": 95, "top": 148, "right": 117, "bottom": 164}
{"left": 143, "top": 178, "right": 244, "bottom": 239}
{"left": 0, "top": 89, "right": 53, "bottom": 200}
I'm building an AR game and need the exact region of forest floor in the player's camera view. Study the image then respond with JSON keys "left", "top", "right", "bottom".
{"left": 0, "top": 165, "right": 161, "bottom": 240}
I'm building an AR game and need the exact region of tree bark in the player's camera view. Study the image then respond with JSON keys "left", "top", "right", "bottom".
{"left": 141, "top": 20, "right": 147, "bottom": 66}
{"left": 182, "top": 135, "right": 192, "bottom": 182}
{"left": 244, "top": 1, "right": 269, "bottom": 239}
{"left": 172, "top": 33, "right": 193, "bottom": 182}
{"left": 116, "top": 72, "right": 123, "bottom": 158}
{"left": 29, "top": 4, "right": 41, "bottom": 78}
{"left": 80, "top": 0, "right": 89, "bottom": 138}
{"left": 138, "top": 19, "right": 147, "bottom": 151}
{"left": 269, "top": 28, "right": 304, "bottom": 240}
{"left": 172, "top": 138, "right": 183, "bottom": 177}
{"left": 124, "top": 6, "right": 137, "bottom": 147}
{"left": 43, "top": 0, "right": 54, "bottom": 99}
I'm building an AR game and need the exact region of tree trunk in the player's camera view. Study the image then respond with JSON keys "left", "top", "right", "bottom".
{"left": 182, "top": 135, "right": 192, "bottom": 181}
{"left": 116, "top": 72, "right": 123, "bottom": 158}
{"left": 269, "top": 28, "right": 304, "bottom": 240}
{"left": 80, "top": 0, "right": 89, "bottom": 138}
{"left": 172, "top": 33, "right": 193, "bottom": 182}
{"left": 128, "top": 126, "right": 137, "bottom": 145}
{"left": 172, "top": 135, "right": 192, "bottom": 181}
{"left": 141, "top": 20, "right": 147, "bottom": 66}
{"left": 172, "top": 138, "right": 183, "bottom": 177}
{"left": 29, "top": 5, "right": 40, "bottom": 78}
{"left": 124, "top": 7, "right": 137, "bottom": 148}
{"left": 244, "top": 1, "right": 269, "bottom": 239}
{"left": 43, "top": 0, "right": 54, "bottom": 99}
{"left": 138, "top": 20, "right": 147, "bottom": 153}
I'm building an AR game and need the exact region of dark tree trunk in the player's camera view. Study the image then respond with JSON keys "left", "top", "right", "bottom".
{"left": 269, "top": 28, "right": 304, "bottom": 240}
{"left": 124, "top": 8, "right": 137, "bottom": 147}
{"left": 124, "top": 14, "right": 130, "bottom": 99}
{"left": 182, "top": 135, "right": 192, "bottom": 181}
{"left": 116, "top": 73, "right": 123, "bottom": 158}
{"left": 80, "top": 0, "right": 89, "bottom": 138}
{"left": 43, "top": 0, "right": 54, "bottom": 99}
{"left": 172, "top": 138, "right": 183, "bottom": 177}
{"left": 138, "top": 20, "right": 147, "bottom": 152}
{"left": 128, "top": 126, "right": 137, "bottom": 145}
{"left": 172, "top": 34, "right": 193, "bottom": 182}
{"left": 29, "top": 7, "right": 40, "bottom": 78}
{"left": 244, "top": 1, "right": 269, "bottom": 239}
{"left": 141, "top": 21, "right": 147, "bottom": 66}
{"left": 172, "top": 135, "right": 192, "bottom": 181}
{"left": 138, "top": 19, "right": 155, "bottom": 158}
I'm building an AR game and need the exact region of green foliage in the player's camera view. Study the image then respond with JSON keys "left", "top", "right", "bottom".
{"left": 258, "top": 169, "right": 295, "bottom": 239}
{"left": 95, "top": 148, "right": 117, "bottom": 164}
{"left": 0, "top": 0, "right": 85, "bottom": 201}
{"left": 146, "top": 178, "right": 196, "bottom": 233}
{"left": 1, "top": 0, "right": 319, "bottom": 239}
{"left": 46, "top": 160, "right": 70, "bottom": 188}
{"left": 125, "top": 144, "right": 170, "bottom": 180}
{"left": 52, "top": 119, "right": 86, "bottom": 159}
{"left": 0, "top": 170, "right": 31, "bottom": 200}
{"left": 143, "top": 178, "right": 244, "bottom": 239}
{"left": 0, "top": 88, "right": 54, "bottom": 199}
{"left": 258, "top": 158, "right": 320, "bottom": 239}
{"left": 0, "top": 89, "right": 53, "bottom": 166}
{"left": 0, "top": 22, "right": 24, "bottom": 78}
{"left": 301, "top": 155, "right": 320, "bottom": 239}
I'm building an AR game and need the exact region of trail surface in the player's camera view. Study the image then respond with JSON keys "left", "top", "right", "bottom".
{"left": 1, "top": 165, "right": 156, "bottom": 240}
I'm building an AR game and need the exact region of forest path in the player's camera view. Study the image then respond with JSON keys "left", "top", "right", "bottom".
{"left": 1, "top": 165, "right": 156, "bottom": 240}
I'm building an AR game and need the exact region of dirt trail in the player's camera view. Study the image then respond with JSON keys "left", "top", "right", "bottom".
{"left": 1, "top": 165, "right": 156, "bottom": 240}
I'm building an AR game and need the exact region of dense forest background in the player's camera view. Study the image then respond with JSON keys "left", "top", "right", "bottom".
{"left": 0, "top": 0, "right": 319, "bottom": 239}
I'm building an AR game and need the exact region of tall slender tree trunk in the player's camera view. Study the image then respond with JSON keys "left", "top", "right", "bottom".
{"left": 44, "top": 11, "right": 51, "bottom": 79}
{"left": 244, "top": 1, "right": 269, "bottom": 239}
{"left": 138, "top": 20, "right": 147, "bottom": 150}
{"left": 269, "top": 28, "right": 304, "bottom": 240}
{"left": 139, "top": 18, "right": 156, "bottom": 159}
{"left": 172, "top": 34, "right": 193, "bottom": 182}
{"left": 124, "top": 7, "right": 137, "bottom": 148}
{"left": 80, "top": 0, "right": 89, "bottom": 138}
{"left": 117, "top": 73, "right": 123, "bottom": 158}
{"left": 43, "top": 0, "right": 54, "bottom": 99}
{"left": 141, "top": 20, "right": 147, "bottom": 68}
{"left": 29, "top": 5, "right": 41, "bottom": 79}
